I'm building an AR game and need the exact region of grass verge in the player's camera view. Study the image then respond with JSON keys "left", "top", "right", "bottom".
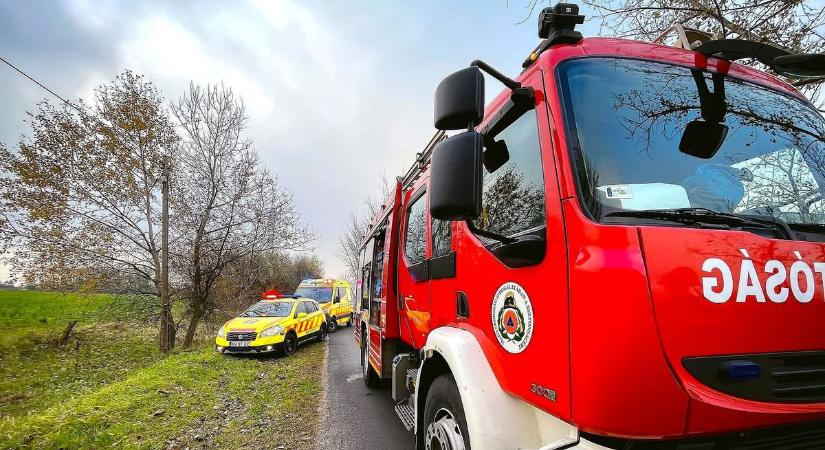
{"left": 0, "top": 290, "right": 326, "bottom": 449}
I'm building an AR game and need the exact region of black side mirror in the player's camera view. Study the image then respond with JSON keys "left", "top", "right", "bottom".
{"left": 434, "top": 67, "right": 485, "bottom": 130}
{"left": 679, "top": 120, "right": 728, "bottom": 159}
{"left": 430, "top": 131, "right": 483, "bottom": 220}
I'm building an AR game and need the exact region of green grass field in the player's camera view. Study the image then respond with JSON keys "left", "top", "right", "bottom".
{"left": 0, "top": 290, "right": 325, "bottom": 449}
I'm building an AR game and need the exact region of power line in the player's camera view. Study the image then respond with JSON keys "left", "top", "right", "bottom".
{"left": 0, "top": 54, "right": 87, "bottom": 115}
{"left": 0, "top": 55, "right": 192, "bottom": 131}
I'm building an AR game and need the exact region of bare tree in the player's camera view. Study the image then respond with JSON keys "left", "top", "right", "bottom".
{"left": 0, "top": 71, "right": 178, "bottom": 351}
{"left": 171, "top": 83, "right": 313, "bottom": 348}
{"left": 286, "top": 253, "right": 326, "bottom": 290}
{"left": 210, "top": 251, "right": 324, "bottom": 317}
{"left": 337, "top": 175, "right": 392, "bottom": 283}
{"left": 524, "top": 0, "right": 825, "bottom": 106}
{"left": 338, "top": 213, "right": 371, "bottom": 284}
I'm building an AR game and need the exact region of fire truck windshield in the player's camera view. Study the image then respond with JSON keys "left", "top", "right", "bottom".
{"left": 559, "top": 57, "right": 825, "bottom": 227}
{"left": 294, "top": 286, "right": 333, "bottom": 302}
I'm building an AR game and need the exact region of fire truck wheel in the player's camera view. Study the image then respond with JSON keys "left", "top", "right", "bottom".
{"left": 282, "top": 332, "right": 297, "bottom": 357}
{"left": 361, "top": 333, "right": 380, "bottom": 388}
{"left": 423, "top": 374, "right": 469, "bottom": 450}
{"left": 327, "top": 315, "right": 338, "bottom": 333}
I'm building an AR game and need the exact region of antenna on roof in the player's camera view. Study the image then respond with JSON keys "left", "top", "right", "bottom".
{"left": 653, "top": 23, "right": 715, "bottom": 50}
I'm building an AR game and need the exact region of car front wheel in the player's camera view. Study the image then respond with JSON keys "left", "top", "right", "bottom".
{"left": 282, "top": 333, "right": 297, "bottom": 356}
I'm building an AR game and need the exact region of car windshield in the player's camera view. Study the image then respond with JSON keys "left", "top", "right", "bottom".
{"left": 559, "top": 57, "right": 825, "bottom": 226}
{"left": 294, "top": 287, "right": 333, "bottom": 302}
{"left": 239, "top": 301, "right": 293, "bottom": 318}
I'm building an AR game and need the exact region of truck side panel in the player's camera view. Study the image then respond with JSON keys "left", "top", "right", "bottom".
{"left": 564, "top": 202, "right": 690, "bottom": 437}
{"left": 359, "top": 181, "right": 405, "bottom": 378}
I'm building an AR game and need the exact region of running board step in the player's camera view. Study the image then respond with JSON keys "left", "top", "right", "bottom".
{"left": 394, "top": 399, "right": 415, "bottom": 432}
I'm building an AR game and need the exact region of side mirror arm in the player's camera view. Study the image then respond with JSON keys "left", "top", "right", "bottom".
{"left": 471, "top": 60, "right": 521, "bottom": 90}
{"left": 480, "top": 87, "right": 535, "bottom": 139}
{"left": 470, "top": 59, "right": 535, "bottom": 139}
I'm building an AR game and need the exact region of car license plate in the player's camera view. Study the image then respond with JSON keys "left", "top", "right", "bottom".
{"left": 229, "top": 341, "right": 250, "bottom": 347}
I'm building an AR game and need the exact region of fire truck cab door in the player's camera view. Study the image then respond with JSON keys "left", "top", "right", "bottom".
{"left": 397, "top": 184, "right": 431, "bottom": 349}
{"left": 445, "top": 69, "right": 571, "bottom": 418}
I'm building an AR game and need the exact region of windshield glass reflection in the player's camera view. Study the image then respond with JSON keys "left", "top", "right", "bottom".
{"left": 559, "top": 57, "right": 825, "bottom": 225}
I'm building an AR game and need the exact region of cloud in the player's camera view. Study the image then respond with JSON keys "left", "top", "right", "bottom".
{"left": 0, "top": 0, "right": 548, "bottom": 279}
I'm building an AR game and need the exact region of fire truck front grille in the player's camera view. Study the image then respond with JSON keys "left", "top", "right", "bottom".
{"left": 227, "top": 331, "right": 257, "bottom": 341}
{"left": 770, "top": 355, "right": 825, "bottom": 401}
{"left": 583, "top": 420, "right": 825, "bottom": 449}
{"left": 683, "top": 350, "right": 825, "bottom": 403}
{"left": 728, "top": 422, "right": 825, "bottom": 450}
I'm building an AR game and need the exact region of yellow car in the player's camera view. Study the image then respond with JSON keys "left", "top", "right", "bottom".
{"left": 216, "top": 296, "right": 327, "bottom": 356}
{"left": 294, "top": 279, "right": 354, "bottom": 332}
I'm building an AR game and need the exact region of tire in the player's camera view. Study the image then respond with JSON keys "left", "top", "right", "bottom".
{"left": 346, "top": 312, "right": 353, "bottom": 327}
{"left": 422, "top": 375, "right": 469, "bottom": 450}
{"left": 327, "top": 315, "right": 338, "bottom": 333}
{"left": 282, "top": 332, "right": 297, "bottom": 357}
{"left": 318, "top": 321, "right": 327, "bottom": 342}
{"left": 361, "top": 331, "right": 380, "bottom": 388}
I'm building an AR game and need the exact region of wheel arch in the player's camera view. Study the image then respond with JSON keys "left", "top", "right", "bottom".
{"left": 415, "top": 350, "right": 450, "bottom": 438}
{"left": 414, "top": 326, "right": 579, "bottom": 450}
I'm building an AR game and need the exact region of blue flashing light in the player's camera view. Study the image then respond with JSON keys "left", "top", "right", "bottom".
{"left": 722, "top": 360, "right": 762, "bottom": 381}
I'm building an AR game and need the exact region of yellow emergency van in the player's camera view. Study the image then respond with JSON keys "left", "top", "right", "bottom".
{"left": 293, "top": 279, "right": 354, "bottom": 332}
{"left": 215, "top": 296, "right": 326, "bottom": 356}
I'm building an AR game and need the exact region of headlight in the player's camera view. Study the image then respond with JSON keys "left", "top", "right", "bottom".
{"left": 217, "top": 327, "right": 226, "bottom": 338}
{"left": 260, "top": 325, "right": 284, "bottom": 338}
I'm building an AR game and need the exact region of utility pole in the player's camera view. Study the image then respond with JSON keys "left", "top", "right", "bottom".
{"left": 160, "top": 155, "right": 174, "bottom": 352}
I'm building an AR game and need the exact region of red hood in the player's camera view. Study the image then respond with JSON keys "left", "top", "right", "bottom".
{"left": 639, "top": 226, "right": 825, "bottom": 432}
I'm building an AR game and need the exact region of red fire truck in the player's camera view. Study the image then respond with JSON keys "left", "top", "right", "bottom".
{"left": 354, "top": 4, "right": 825, "bottom": 449}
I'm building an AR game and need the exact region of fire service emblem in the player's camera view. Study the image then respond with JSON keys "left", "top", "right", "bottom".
{"left": 491, "top": 282, "right": 534, "bottom": 353}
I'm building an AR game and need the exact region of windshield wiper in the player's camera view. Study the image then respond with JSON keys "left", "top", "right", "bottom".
{"left": 788, "top": 222, "right": 825, "bottom": 233}
{"left": 605, "top": 207, "right": 795, "bottom": 240}
{"left": 466, "top": 220, "right": 516, "bottom": 244}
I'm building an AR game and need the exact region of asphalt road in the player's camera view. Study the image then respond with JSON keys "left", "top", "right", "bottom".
{"left": 317, "top": 327, "right": 415, "bottom": 450}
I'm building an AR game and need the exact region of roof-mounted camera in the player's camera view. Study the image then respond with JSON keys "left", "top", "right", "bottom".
{"left": 523, "top": 2, "right": 586, "bottom": 68}
{"left": 538, "top": 3, "right": 585, "bottom": 40}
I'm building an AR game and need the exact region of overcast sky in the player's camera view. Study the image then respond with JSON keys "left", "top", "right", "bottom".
{"left": 0, "top": 0, "right": 599, "bottom": 279}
